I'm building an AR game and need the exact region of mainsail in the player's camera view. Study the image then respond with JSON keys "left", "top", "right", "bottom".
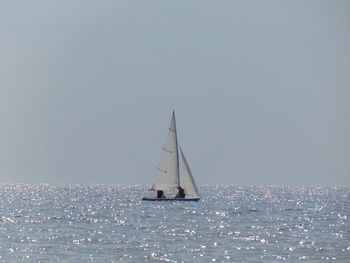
{"left": 180, "top": 147, "right": 199, "bottom": 196}
{"left": 151, "top": 111, "right": 180, "bottom": 191}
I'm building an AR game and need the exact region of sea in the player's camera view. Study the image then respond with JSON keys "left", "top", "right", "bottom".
{"left": 0, "top": 184, "right": 349, "bottom": 263}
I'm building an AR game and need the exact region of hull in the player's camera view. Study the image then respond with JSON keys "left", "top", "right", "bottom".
{"left": 142, "top": 197, "right": 200, "bottom": 202}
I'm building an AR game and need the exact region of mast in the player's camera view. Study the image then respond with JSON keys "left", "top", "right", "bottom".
{"left": 172, "top": 110, "right": 180, "bottom": 188}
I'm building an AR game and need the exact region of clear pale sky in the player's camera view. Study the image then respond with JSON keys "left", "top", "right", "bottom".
{"left": 1, "top": 1, "right": 349, "bottom": 186}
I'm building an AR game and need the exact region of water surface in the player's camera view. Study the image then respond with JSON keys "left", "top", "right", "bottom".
{"left": 0, "top": 185, "right": 349, "bottom": 262}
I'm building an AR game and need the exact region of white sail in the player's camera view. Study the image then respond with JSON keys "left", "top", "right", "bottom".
{"left": 151, "top": 111, "right": 180, "bottom": 191}
{"left": 180, "top": 147, "right": 199, "bottom": 196}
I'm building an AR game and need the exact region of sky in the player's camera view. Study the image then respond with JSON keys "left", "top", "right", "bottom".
{"left": 0, "top": 1, "right": 349, "bottom": 186}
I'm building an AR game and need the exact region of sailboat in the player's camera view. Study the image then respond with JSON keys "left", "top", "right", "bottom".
{"left": 142, "top": 111, "right": 200, "bottom": 201}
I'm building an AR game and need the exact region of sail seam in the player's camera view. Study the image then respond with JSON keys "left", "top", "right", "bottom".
{"left": 162, "top": 147, "right": 173, "bottom": 153}
{"left": 156, "top": 167, "right": 167, "bottom": 173}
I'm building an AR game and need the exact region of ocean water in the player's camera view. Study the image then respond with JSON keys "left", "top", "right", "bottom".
{"left": 0, "top": 185, "right": 349, "bottom": 262}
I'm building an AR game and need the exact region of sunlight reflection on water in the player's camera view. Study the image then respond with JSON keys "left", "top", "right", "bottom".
{"left": 0, "top": 184, "right": 349, "bottom": 262}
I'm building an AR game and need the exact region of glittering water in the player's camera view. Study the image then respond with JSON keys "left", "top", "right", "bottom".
{"left": 0, "top": 185, "right": 349, "bottom": 262}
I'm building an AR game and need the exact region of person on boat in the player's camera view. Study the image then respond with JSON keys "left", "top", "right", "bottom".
{"left": 175, "top": 186, "right": 186, "bottom": 198}
{"left": 157, "top": 190, "right": 166, "bottom": 199}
